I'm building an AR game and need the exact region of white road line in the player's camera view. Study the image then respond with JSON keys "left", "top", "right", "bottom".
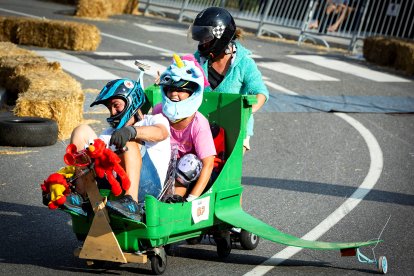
{"left": 258, "top": 62, "right": 339, "bottom": 81}
{"left": 288, "top": 55, "right": 410, "bottom": 82}
{"left": 101, "top": 32, "right": 174, "bottom": 54}
{"left": 134, "top": 23, "right": 187, "bottom": 36}
{"left": 0, "top": 8, "right": 41, "bottom": 18}
{"left": 160, "top": 52, "right": 192, "bottom": 58}
{"left": 94, "top": 52, "right": 133, "bottom": 56}
{"left": 250, "top": 54, "right": 262, "bottom": 59}
{"left": 35, "top": 50, "right": 120, "bottom": 80}
{"left": 264, "top": 81, "right": 297, "bottom": 95}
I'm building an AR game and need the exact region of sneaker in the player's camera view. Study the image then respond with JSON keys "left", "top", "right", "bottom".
{"left": 64, "top": 193, "right": 87, "bottom": 216}
{"left": 105, "top": 195, "right": 141, "bottom": 221}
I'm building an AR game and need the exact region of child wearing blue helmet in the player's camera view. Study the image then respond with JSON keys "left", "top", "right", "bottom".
{"left": 69, "top": 78, "right": 171, "bottom": 221}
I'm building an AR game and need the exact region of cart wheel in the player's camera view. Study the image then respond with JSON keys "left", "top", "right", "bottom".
{"left": 150, "top": 255, "right": 167, "bottom": 275}
{"left": 215, "top": 235, "right": 231, "bottom": 258}
{"left": 239, "top": 230, "right": 260, "bottom": 250}
{"left": 378, "top": 256, "right": 388, "bottom": 274}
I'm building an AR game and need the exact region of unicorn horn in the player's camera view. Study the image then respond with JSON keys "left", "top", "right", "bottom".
{"left": 173, "top": 53, "right": 184, "bottom": 68}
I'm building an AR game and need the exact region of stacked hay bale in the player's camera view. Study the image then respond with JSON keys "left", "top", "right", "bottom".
{"left": 76, "top": 0, "right": 139, "bottom": 18}
{"left": 363, "top": 36, "right": 414, "bottom": 75}
{"left": 0, "top": 42, "right": 84, "bottom": 140}
{"left": 0, "top": 16, "right": 101, "bottom": 51}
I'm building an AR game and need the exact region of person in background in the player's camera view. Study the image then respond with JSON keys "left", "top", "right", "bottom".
{"left": 308, "top": 0, "right": 359, "bottom": 32}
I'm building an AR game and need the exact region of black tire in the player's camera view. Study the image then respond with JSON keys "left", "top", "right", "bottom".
{"left": 239, "top": 230, "right": 260, "bottom": 250}
{"left": 0, "top": 116, "right": 58, "bottom": 147}
{"left": 150, "top": 255, "right": 167, "bottom": 275}
{"left": 215, "top": 235, "right": 231, "bottom": 259}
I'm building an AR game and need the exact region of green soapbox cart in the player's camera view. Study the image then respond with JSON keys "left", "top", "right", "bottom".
{"left": 65, "top": 86, "right": 387, "bottom": 275}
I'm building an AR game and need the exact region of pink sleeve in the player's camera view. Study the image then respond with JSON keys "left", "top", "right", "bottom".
{"left": 193, "top": 113, "right": 216, "bottom": 160}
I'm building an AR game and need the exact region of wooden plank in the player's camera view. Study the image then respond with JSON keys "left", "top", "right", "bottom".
{"left": 79, "top": 208, "right": 127, "bottom": 263}
{"left": 124, "top": 252, "right": 148, "bottom": 264}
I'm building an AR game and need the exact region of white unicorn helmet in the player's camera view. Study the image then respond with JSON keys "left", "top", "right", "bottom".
{"left": 159, "top": 54, "right": 206, "bottom": 122}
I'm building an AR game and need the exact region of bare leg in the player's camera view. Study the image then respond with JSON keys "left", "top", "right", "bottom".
{"left": 174, "top": 184, "right": 187, "bottom": 197}
{"left": 120, "top": 141, "right": 142, "bottom": 203}
{"left": 308, "top": 19, "right": 319, "bottom": 29}
{"left": 327, "top": 4, "right": 347, "bottom": 32}
{"left": 70, "top": 124, "right": 98, "bottom": 196}
{"left": 326, "top": 3, "right": 336, "bottom": 15}
{"left": 70, "top": 124, "right": 98, "bottom": 150}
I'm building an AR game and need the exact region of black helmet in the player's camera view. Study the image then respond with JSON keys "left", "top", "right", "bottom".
{"left": 90, "top": 79, "right": 146, "bottom": 129}
{"left": 191, "top": 7, "right": 236, "bottom": 58}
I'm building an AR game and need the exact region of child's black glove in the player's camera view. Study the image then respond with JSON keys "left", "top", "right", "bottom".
{"left": 110, "top": 126, "right": 137, "bottom": 149}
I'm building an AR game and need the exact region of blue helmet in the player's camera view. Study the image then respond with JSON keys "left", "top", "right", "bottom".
{"left": 90, "top": 79, "right": 146, "bottom": 129}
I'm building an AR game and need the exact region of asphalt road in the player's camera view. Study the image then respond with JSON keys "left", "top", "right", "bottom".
{"left": 0, "top": 1, "right": 414, "bottom": 275}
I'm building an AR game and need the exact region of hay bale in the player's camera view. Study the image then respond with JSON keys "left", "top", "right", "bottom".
{"left": 121, "top": 0, "right": 139, "bottom": 14}
{"left": 0, "top": 17, "right": 15, "bottom": 42}
{"left": 0, "top": 42, "right": 85, "bottom": 140}
{"left": 0, "top": 41, "right": 37, "bottom": 57}
{"left": 0, "top": 56, "right": 56, "bottom": 87}
{"left": 394, "top": 40, "right": 414, "bottom": 75}
{"left": 363, "top": 36, "right": 396, "bottom": 66}
{"left": 76, "top": 0, "right": 139, "bottom": 18}
{"left": 13, "top": 69, "right": 84, "bottom": 140}
{"left": 0, "top": 42, "right": 62, "bottom": 91}
{"left": 0, "top": 16, "right": 101, "bottom": 51}
{"left": 6, "top": 60, "right": 61, "bottom": 94}
{"left": 76, "top": 0, "right": 111, "bottom": 18}
{"left": 110, "top": 0, "right": 139, "bottom": 14}
{"left": 364, "top": 36, "right": 414, "bottom": 75}
{"left": 0, "top": 42, "right": 48, "bottom": 89}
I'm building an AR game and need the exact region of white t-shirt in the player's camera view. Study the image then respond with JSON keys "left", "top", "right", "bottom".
{"left": 99, "top": 114, "right": 171, "bottom": 186}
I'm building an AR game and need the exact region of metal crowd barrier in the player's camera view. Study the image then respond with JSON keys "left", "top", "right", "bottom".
{"left": 139, "top": 0, "right": 414, "bottom": 51}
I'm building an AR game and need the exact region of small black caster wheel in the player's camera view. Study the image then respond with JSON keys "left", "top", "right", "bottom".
{"left": 239, "top": 230, "right": 260, "bottom": 250}
{"left": 150, "top": 254, "right": 167, "bottom": 275}
{"left": 215, "top": 234, "right": 231, "bottom": 258}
